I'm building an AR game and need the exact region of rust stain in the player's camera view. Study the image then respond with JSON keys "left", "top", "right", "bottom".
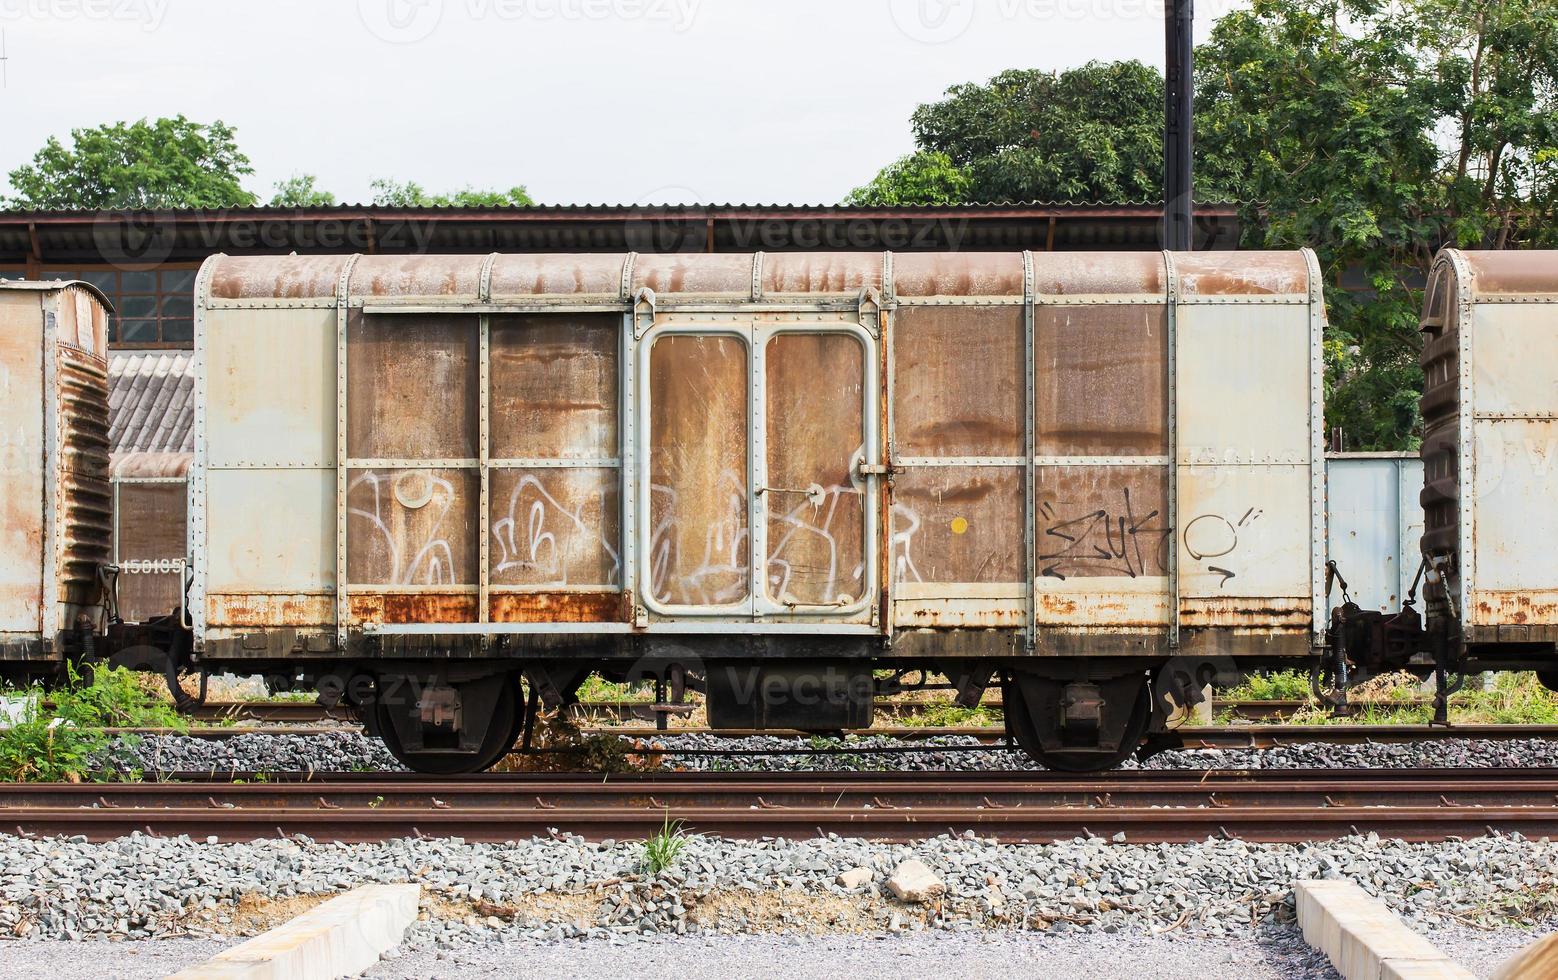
{"left": 892, "top": 306, "right": 1025, "bottom": 457}
{"left": 1179, "top": 597, "right": 1311, "bottom": 628}
{"left": 488, "top": 254, "right": 625, "bottom": 297}
{"left": 349, "top": 592, "right": 477, "bottom": 624}
{"left": 634, "top": 254, "right": 751, "bottom": 295}
{"left": 489, "top": 591, "right": 628, "bottom": 623}
{"left": 208, "top": 255, "right": 350, "bottom": 299}
{"left": 348, "top": 255, "right": 484, "bottom": 297}
{"left": 1174, "top": 252, "right": 1309, "bottom": 296}
{"left": 892, "top": 252, "right": 1026, "bottom": 297}
{"left": 209, "top": 593, "right": 333, "bottom": 627}
{"left": 1031, "top": 251, "right": 1165, "bottom": 296}
{"left": 1462, "top": 250, "right": 1558, "bottom": 295}
{"left": 762, "top": 252, "right": 883, "bottom": 294}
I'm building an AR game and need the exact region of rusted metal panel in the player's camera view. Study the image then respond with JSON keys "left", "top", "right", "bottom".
{"left": 1179, "top": 596, "right": 1310, "bottom": 629}
{"left": 488, "top": 591, "right": 628, "bottom": 624}
{"left": 892, "top": 306, "right": 1024, "bottom": 457}
{"left": 0, "top": 289, "right": 45, "bottom": 634}
{"left": 348, "top": 592, "right": 477, "bottom": 625}
{"left": 487, "top": 254, "right": 627, "bottom": 298}
{"left": 208, "top": 255, "right": 350, "bottom": 300}
{"left": 1462, "top": 250, "right": 1558, "bottom": 295}
{"left": 647, "top": 333, "right": 749, "bottom": 607}
{"left": 761, "top": 253, "right": 883, "bottom": 296}
{"left": 633, "top": 254, "right": 753, "bottom": 296}
{"left": 892, "top": 252, "right": 1025, "bottom": 297}
{"left": 347, "top": 254, "right": 484, "bottom": 298}
{"left": 1036, "top": 465, "right": 1169, "bottom": 579}
{"left": 1468, "top": 419, "right": 1558, "bottom": 609}
{"left": 763, "top": 332, "right": 866, "bottom": 607}
{"left": 114, "top": 480, "right": 186, "bottom": 622}
{"left": 346, "top": 313, "right": 478, "bottom": 460}
{"left": 207, "top": 593, "right": 333, "bottom": 628}
{"left": 891, "top": 467, "right": 1023, "bottom": 585}
{"left": 489, "top": 314, "right": 617, "bottom": 459}
{"left": 489, "top": 468, "right": 620, "bottom": 589}
{"left": 1031, "top": 251, "right": 1165, "bottom": 297}
{"left": 1035, "top": 304, "right": 1168, "bottom": 456}
{"left": 346, "top": 468, "right": 478, "bottom": 586}
{"left": 1174, "top": 251, "right": 1309, "bottom": 297}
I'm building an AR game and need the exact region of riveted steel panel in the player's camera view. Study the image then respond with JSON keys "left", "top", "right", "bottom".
{"left": 892, "top": 306, "right": 1024, "bottom": 457}
{"left": 1471, "top": 304, "right": 1558, "bottom": 417}
{"left": 0, "top": 291, "right": 45, "bottom": 634}
{"left": 205, "top": 468, "right": 333, "bottom": 594}
{"left": 1174, "top": 251, "right": 1309, "bottom": 297}
{"left": 1462, "top": 250, "right": 1558, "bottom": 296}
{"left": 1175, "top": 304, "right": 1310, "bottom": 463}
{"left": 1177, "top": 464, "right": 1310, "bottom": 601}
{"left": 489, "top": 467, "right": 621, "bottom": 589}
{"left": 1035, "top": 304, "right": 1168, "bottom": 456}
{"left": 1469, "top": 419, "right": 1558, "bottom": 601}
{"left": 1325, "top": 454, "right": 1424, "bottom": 614}
{"left": 206, "top": 308, "right": 336, "bottom": 467}
{"left": 487, "top": 254, "right": 628, "bottom": 298}
{"left": 646, "top": 333, "right": 750, "bottom": 607}
{"left": 1033, "top": 465, "right": 1170, "bottom": 627}
{"left": 347, "top": 254, "right": 485, "bottom": 299}
{"left": 209, "top": 255, "right": 351, "bottom": 301}
{"left": 346, "top": 313, "right": 478, "bottom": 460}
{"left": 633, "top": 254, "right": 753, "bottom": 296}
{"left": 346, "top": 468, "right": 478, "bottom": 587}
{"left": 490, "top": 314, "right": 618, "bottom": 459}
{"left": 761, "top": 253, "right": 884, "bottom": 296}
{"left": 1031, "top": 251, "right": 1166, "bottom": 297}
{"left": 891, "top": 466, "right": 1023, "bottom": 586}
{"left": 762, "top": 332, "right": 867, "bottom": 608}
{"left": 892, "top": 252, "right": 1026, "bottom": 297}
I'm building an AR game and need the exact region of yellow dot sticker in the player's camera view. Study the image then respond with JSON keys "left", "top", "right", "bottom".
{"left": 950, "top": 517, "right": 969, "bottom": 535}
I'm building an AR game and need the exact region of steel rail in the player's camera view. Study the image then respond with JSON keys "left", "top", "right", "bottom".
{"left": 6, "top": 769, "right": 1558, "bottom": 844}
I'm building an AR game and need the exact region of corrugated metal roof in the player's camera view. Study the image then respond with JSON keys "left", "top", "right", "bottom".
{"left": 109, "top": 352, "right": 195, "bottom": 455}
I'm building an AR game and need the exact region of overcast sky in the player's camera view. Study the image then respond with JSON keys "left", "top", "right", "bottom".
{"left": 1, "top": 0, "right": 1237, "bottom": 205}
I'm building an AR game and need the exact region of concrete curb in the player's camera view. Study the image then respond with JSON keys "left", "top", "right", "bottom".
{"left": 1295, "top": 880, "right": 1474, "bottom": 980}
{"left": 165, "top": 883, "right": 420, "bottom": 980}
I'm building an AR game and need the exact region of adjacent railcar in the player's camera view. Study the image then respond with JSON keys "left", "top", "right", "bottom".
{"left": 187, "top": 249, "right": 1326, "bottom": 771}
{"left": 0, "top": 280, "right": 111, "bottom": 669}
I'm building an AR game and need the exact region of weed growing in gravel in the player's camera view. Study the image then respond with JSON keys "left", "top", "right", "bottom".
{"left": 641, "top": 811, "right": 689, "bottom": 876}
{"left": 1224, "top": 670, "right": 1315, "bottom": 701}
{"left": 1223, "top": 670, "right": 1558, "bottom": 726}
{"left": 0, "top": 665, "right": 185, "bottom": 781}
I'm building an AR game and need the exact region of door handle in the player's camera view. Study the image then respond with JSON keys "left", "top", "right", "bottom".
{"left": 757, "top": 483, "right": 826, "bottom": 507}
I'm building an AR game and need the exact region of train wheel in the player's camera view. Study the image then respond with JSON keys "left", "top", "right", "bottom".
{"left": 375, "top": 673, "right": 523, "bottom": 775}
{"left": 1005, "top": 670, "right": 1152, "bottom": 773}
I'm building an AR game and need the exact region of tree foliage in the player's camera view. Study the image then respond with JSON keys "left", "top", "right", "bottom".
{"left": 5, "top": 116, "right": 257, "bottom": 209}
{"left": 1198, "top": 0, "right": 1558, "bottom": 448}
{"left": 369, "top": 178, "right": 534, "bottom": 207}
{"left": 269, "top": 173, "right": 337, "bottom": 207}
{"left": 845, "top": 151, "right": 971, "bottom": 205}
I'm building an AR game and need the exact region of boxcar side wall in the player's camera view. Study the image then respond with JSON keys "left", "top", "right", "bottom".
{"left": 192, "top": 251, "right": 1326, "bottom": 664}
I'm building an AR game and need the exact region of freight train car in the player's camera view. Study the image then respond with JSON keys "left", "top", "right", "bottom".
{"left": 6, "top": 249, "right": 1555, "bottom": 774}
{"left": 176, "top": 249, "right": 1326, "bottom": 771}
{"left": 0, "top": 281, "right": 111, "bottom": 673}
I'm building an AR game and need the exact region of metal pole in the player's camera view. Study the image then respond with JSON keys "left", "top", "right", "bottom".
{"left": 1164, "top": 0, "right": 1194, "bottom": 251}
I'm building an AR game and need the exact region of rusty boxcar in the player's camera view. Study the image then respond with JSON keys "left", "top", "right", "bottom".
{"left": 0, "top": 280, "right": 112, "bottom": 670}
{"left": 180, "top": 249, "right": 1326, "bottom": 771}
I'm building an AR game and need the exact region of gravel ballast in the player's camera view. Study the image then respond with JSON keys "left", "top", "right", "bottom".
{"left": 0, "top": 829, "right": 1554, "bottom": 950}
{"left": 102, "top": 730, "right": 1558, "bottom": 775}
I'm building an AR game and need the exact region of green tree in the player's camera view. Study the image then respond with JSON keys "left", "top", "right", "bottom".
{"left": 370, "top": 178, "right": 534, "bottom": 207}
{"left": 5, "top": 116, "right": 256, "bottom": 209}
{"left": 853, "top": 61, "right": 1185, "bottom": 204}
{"left": 269, "top": 173, "right": 336, "bottom": 207}
{"left": 845, "top": 150, "right": 971, "bottom": 205}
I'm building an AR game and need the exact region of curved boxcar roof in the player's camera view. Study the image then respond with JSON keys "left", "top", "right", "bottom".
{"left": 199, "top": 251, "right": 1318, "bottom": 303}
{"left": 1451, "top": 249, "right": 1558, "bottom": 297}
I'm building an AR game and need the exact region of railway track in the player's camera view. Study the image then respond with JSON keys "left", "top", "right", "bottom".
{"left": 120, "top": 721, "right": 1558, "bottom": 751}
{"left": 182, "top": 697, "right": 1417, "bottom": 726}
{"left": 5, "top": 768, "right": 1558, "bottom": 844}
